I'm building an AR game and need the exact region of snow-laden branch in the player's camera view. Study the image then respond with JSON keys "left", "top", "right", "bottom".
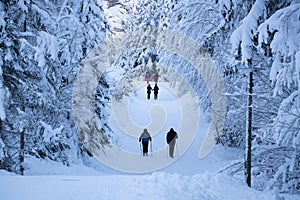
{"left": 230, "top": 0, "right": 267, "bottom": 65}
{"left": 34, "top": 31, "right": 58, "bottom": 67}
{"left": 0, "top": 3, "right": 5, "bottom": 29}
{"left": 258, "top": 3, "right": 300, "bottom": 94}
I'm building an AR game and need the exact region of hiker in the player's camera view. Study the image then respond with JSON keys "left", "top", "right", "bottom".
{"left": 139, "top": 129, "right": 152, "bottom": 156}
{"left": 147, "top": 84, "right": 152, "bottom": 100}
{"left": 154, "top": 72, "right": 159, "bottom": 83}
{"left": 166, "top": 128, "right": 178, "bottom": 158}
{"left": 145, "top": 71, "right": 150, "bottom": 84}
{"left": 153, "top": 83, "right": 159, "bottom": 100}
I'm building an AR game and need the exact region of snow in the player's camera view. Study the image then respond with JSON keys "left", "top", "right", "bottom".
{"left": 219, "top": 0, "right": 231, "bottom": 9}
{"left": 273, "top": 90, "right": 300, "bottom": 146}
{"left": 17, "top": 0, "right": 28, "bottom": 12}
{"left": 39, "top": 121, "right": 64, "bottom": 143}
{"left": 32, "top": 4, "right": 51, "bottom": 20}
{"left": 103, "top": 0, "right": 130, "bottom": 31}
{"left": 0, "top": 2, "right": 5, "bottom": 29}
{"left": 257, "top": 3, "right": 300, "bottom": 93}
{"left": 1, "top": 1, "right": 300, "bottom": 199}
{"left": 296, "top": 51, "right": 300, "bottom": 88}
{"left": 34, "top": 31, "right": 59, "bottom": 67}
{"left": 0, "top": 171, "right": 288, "bottom": 200}
{"left": 0, "top": 138, "right": 5, "bottom": 160}
{"left": 1, "top": 162, "right": 298, "bottom": 200}
{"left": 1, "top": 79, "right": 299, "bottom": 199}
{"left": 231, "top": 0, "right": 267, "bottom": 64}
{"left": 111, "top": 82, "right": 183, "bottom": 152}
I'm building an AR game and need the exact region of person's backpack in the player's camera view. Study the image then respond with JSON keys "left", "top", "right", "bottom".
{"left": 142, "top": 137, "right": 149, "bottom": 142}
{"left": 166, "top": 133, "right": 173, "bottom": 144}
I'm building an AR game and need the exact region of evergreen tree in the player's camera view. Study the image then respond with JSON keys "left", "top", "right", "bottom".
{"left": 0, "top": 0, "right": 108, "bottom": 173}
{"left": 224, "top": 0, "right": 299, "bottom": 193}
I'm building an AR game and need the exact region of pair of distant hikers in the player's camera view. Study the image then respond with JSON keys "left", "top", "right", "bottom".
{"left": 147, "top": 83, "right": 159, "bottom": 100}
{"left": 138, "top": 128, "right": 178, "bottom": 157}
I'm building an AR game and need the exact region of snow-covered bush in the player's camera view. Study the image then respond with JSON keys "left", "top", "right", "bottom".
{"left": 254, "top": 91, "right": 300, "bottom": 193}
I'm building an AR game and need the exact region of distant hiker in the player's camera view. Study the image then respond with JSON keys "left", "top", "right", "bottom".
{"left": 147, "top": 84, "right": 152, "bottom": 100}
{"left": 153, "top": 83, "right": 159, "bottom": 100}
{"left": 166, "top": 128, "right": 178, "bottom": 158}
{"left": 154, "top": 72, "right": 159, "bottom": 83}
{"left": 139, "top": 129, "right": 152, "bottom": 156}
{"left": 145, "top": 71, "right": 150, "bottom": 84}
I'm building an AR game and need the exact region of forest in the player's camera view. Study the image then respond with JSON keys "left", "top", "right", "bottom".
{"left": 0, "top": 0, "right": 299, "bottom": 194}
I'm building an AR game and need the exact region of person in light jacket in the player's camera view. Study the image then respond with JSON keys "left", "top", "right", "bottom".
{"left": 139, "top": 129, "right": 152, "bottom": 156}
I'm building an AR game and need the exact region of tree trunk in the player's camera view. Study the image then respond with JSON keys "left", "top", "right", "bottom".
{"left": 19, "top": 130, "right": 25, "bottom": 175}
{"left": 245, "top": 69, "right": 253, "bottom": 187}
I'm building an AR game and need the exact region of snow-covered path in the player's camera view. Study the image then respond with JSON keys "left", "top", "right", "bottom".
{"left": 0, "top": 171, "right": 281, "bottom": 200}
{"left": 102, "top": 80, "right": 202, "bottom": 173}
{"left": 0, "top": 80, "right": 298, "bottom": 200}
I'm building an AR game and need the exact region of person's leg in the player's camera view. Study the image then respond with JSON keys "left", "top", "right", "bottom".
{"left": 169, "top": 140, "right": 175, "bottom": 157}
{"left": 145, "top": 141, "right": 149, "bottom": 156}
{"left": 142, "top": 141, "right": 147, "bottom": 156}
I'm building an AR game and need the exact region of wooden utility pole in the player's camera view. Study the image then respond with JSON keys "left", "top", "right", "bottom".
{"left": 246, "top": 63, "right": 253, "bottom": 187}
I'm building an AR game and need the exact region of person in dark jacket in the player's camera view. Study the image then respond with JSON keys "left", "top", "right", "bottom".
{"left": 153, "top": 83, "right": 159, "bottom": 100}
{"left": 139, "top": 129, "right": 152, "bottom": 156}
{"left": 146, "top": 84, "right": 152, "bottom": 100}
{"left": 166, "top": 128, "right": 178, "bottom": 158}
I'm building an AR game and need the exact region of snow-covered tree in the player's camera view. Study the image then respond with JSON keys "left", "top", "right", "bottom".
{"left": 0, "top": 0, "right": 108, "bottom": 173}
{"left": 0, "top": 0, "right": 299, "bottom": 194}
{"left": 0, "top": 2, "right": 6, "bottom": 123}
{"left": 228, "top": 0, "right": 299, "bottom": 193}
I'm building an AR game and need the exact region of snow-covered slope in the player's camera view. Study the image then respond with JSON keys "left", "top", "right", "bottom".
{"left": 1, "top": 79, "right": 299, "bottom": 199}
{"left": 1, "top": 171, "right": 293, "bottom": 200}
{"left": 1, "top": 0, "right": 299, "bottom": 198}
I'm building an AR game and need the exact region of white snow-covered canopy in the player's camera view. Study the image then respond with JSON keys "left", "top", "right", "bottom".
{"left": 231, "top": 1, "right": 300, "bottom": 94}
{"left": 230, "top": 0, "right": 267, "bottom": 65}
{"left": 258, "top": 3, "right": 300, "bottom": 94}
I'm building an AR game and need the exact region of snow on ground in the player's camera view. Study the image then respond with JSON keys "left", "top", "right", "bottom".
{"left": 0, "top": 171, "right": 287, "bottom": 200}
{"left": 0, "top": 80, "right": 299, "bottom": 199}
{"left": 100, "top": 80, "right": 202, "bottom": 173}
